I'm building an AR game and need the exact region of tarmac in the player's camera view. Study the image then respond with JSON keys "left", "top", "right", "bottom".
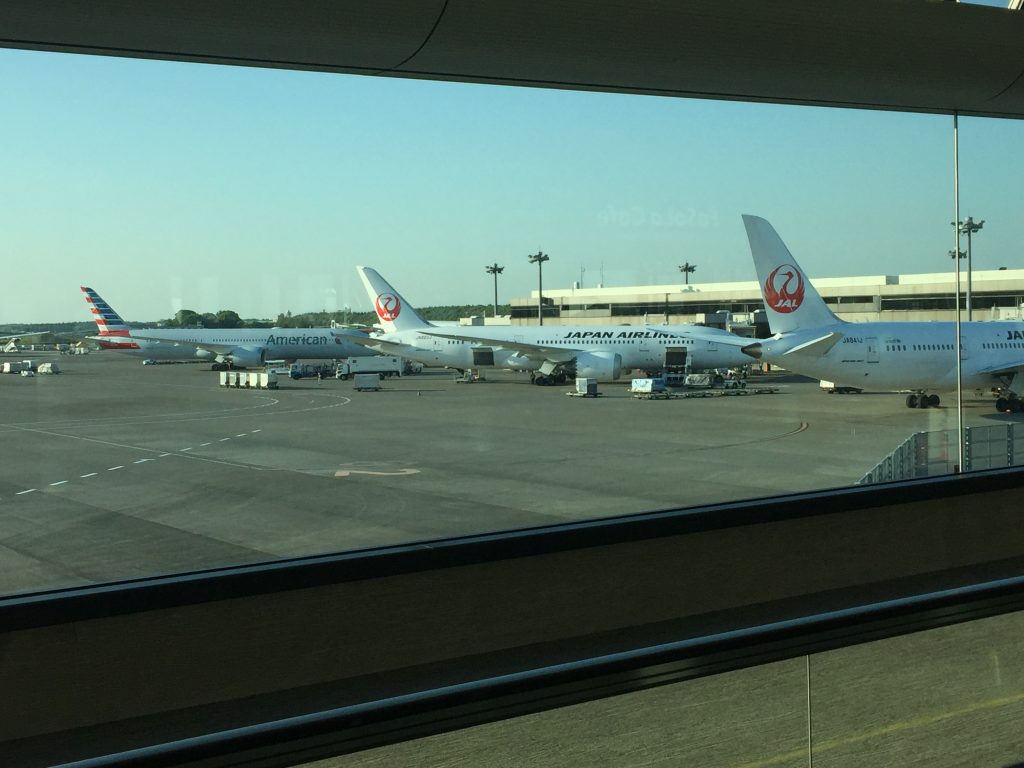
{"left": 0, "top": 351, "right": 1016, "bottom": 596}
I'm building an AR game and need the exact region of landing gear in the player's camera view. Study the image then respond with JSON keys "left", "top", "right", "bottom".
{"left": 926, "top": 394, "right": 940, "bottom": 407}
{"left": 906, "top": 393, "right": 940, "bottom": 409}
{"left": 996, "top": 397, "right": 1023, "bottom": 413}
{"left": 532, "top": 371, "right": 567, "bottom": 386}
{"left": 906, "top": 394, "right": 918, "bottom": 409}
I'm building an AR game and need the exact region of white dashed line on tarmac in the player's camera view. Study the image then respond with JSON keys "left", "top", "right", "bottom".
{"left": 12, "top": 429, "right": 267, "bottom": 499}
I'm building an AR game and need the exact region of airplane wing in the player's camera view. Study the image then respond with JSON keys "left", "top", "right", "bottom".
{"left": 644, "top": 326, "right": 750, "bottom": 347}
{"left": 417, "top": 329, "right": 578, "bottom": 361}
{"left": 334, "top": 333, "right": 409, "bottom": 353}
{"left": 121, "top": 332, "right": 227, "bottom": 354}
{"left": 0, "top": 331, "right": 48, "bottom": 342}
{"left": 966, "top": 359, "right": 1024, "bottom": 377}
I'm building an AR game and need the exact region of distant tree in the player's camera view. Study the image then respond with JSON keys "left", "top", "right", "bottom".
{"left": 175, "top": 309, "right": 201, "bottom": 327}
{"left": 200, "top": 312, "right": 218, "bottom": 328}
{"left": 266, "top": 305, "right": 507, "bottom": 328}
{"left": 216, "top": 310, "right": 242, "bottom": 328}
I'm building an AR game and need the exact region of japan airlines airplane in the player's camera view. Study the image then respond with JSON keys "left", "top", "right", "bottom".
{"left": 739, "top": 215, "right": 1024, "bottom": 412}
{"left": 350, "top": 267, "right": 752, "bottom": 384}
{"left": 82, "top": 286, "right": 373, "bottom": 368}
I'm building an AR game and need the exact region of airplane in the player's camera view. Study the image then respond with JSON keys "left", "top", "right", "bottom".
{"left": 0, "top": 330, "right": 50, "bottom": 351}
{"left": 349, "top": 267, "right": 753, "bottom": 384}
{"left": 738, "top": 214, "right": 1024, "bottom": 412}
{"left": 81, "top": 286, "right": 375, "bottom": 369}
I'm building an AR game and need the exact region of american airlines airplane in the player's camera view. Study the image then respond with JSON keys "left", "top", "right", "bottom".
{"left": 350, "top": 267, "right": 752, "bottom": 384}
{"left": 82, "top": 286, "right": 374, "bottom": 369}
{"left": 739, "top": 215, "right": 1024, "bottom": 412}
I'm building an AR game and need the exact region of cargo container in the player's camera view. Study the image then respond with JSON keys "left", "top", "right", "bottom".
{"left": 575, "top": 378, "right": 598, "bottom": 396}
{"left": 353, "top": 373, "right": 382, "bottom": 391}
{"left": 630, "top": 378, "right": 666, "bottom": 394}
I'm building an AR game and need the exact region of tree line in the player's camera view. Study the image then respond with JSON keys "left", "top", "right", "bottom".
{"left": 160, "top": 305, "right": 510, "bottom": 329}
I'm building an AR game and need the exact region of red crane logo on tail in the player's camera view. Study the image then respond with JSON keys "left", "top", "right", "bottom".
{"left": 375, "top": 293, "right": 401, "bottom": 322}
{"left": 764, "top": 264, "right": 805, "bottom": 314}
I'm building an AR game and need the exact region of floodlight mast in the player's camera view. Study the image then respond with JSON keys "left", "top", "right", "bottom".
{"left": 485, "top": 263, "right": 504, "bottom": 318}
{"left": 953, "top": 216, "right": 984, "bottom": 321}
{"left": 528, "top": 251, "right": 550, "bottom": 325}
{"left": 679, "top": 262, "right": 697, "bottom": 285}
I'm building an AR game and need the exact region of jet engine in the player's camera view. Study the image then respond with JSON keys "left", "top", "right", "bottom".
{"left": 227, "top": 347, "right": 267, "bottom": 369}
{"left": 194, "top": 349, "right": 215, "bottom": 361}
{"left": 574, "top": 351, "right": 623, "bottom": 382}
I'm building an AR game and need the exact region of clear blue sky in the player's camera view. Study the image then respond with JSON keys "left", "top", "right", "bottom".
{"left": 1, "top": 44, "right": 1021, "bottom": 324}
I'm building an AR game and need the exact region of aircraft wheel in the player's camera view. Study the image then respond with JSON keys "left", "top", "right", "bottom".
{"left": 917, "top": 396, "right": 930, "bottom": 409}
{"left": 996, "top": 398, "right": 1009, "bottom": 412}
{"left": 927, "top": 394, "right": 940, "bottom": 407}
{"left": 534, "top": 375, "right": 548, "bottom": 386}
{"left": 906, "top": 394, "right": 919, "bottom": 409}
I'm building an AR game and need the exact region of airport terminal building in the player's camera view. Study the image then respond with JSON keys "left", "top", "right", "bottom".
{"left": 509, "top": 268, "right": 1024, "bottom": 329}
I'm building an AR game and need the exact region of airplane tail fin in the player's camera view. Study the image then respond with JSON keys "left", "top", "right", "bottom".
{"left": 80, "top": 286, "right": 132, "bottom": 336}
{"left": 742, "top": 215, "right": 842, "bottom": 334}
{"left": 356, "top": 267, "right": 432, "bottom": 333}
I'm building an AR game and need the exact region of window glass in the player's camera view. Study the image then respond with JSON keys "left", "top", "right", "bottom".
{"left": 0, "top": 49, "right": 1018, "bottom": 596}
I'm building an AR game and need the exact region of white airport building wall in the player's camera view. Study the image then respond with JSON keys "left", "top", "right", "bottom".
{"left": 508, "top": 269, "right": 1024, "bottom": 326}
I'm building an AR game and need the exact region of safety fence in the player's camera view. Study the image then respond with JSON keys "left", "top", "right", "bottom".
{"left": 859, "top": 423, "right": 1024, "bottom": 484}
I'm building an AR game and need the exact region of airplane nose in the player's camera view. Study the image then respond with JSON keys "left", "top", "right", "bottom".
{"left": 741, "top": 342, "right": 763, "bottom": 359}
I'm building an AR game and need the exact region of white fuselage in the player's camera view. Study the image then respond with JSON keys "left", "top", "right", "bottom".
{"left": 756, "top": 320, "right": 1024, "bottom": 392}
{"left": 376, "top": 324, "right": 751, "bottom": 376}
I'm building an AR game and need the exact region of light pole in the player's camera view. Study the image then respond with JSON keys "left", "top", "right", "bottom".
{"left": 528, "top": 251, "right": 550, "bottom": 325}
{"left": 954, "top": 216, "right": 984, "bottom": 321}
{"left": 679, "top": 262, "right": 697, "bottom": 285}
{"left": 485, "top": 263, "right": 504, "bottom": 318}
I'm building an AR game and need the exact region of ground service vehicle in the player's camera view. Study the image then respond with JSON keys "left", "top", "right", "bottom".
{"left": 336, "top": 356, "right": 404, "bottom": 379}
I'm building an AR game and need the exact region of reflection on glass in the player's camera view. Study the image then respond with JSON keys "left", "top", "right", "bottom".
{"left": 297, "top": 611, "right": 1024, "bottom": 767}
{"left": 809, "top": 610, "right": 1024, "bottom": 766}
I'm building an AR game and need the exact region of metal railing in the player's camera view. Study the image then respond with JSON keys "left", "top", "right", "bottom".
{"left": 860, "top": 423, "right": 1024, "bottom": 484}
